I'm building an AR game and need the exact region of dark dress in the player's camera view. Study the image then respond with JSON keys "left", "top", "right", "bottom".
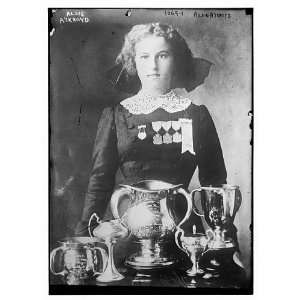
{"left": 75, "top": 96, "right": 227, "bottom": 235}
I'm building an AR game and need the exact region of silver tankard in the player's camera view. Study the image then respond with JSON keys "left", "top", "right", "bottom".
{"left": 110, "top": 180, "right": 193, "bottom": 269}
{"left": 50, "top": 237, "right": 108, "bottom": 285}
{"left": 191, "top": 184, "right": 242, "bottom": 250}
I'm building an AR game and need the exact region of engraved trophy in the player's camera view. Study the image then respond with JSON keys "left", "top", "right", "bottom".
{"left": 88, "top": 213, "right": 129, "bottom": 282}
{"left": 175, "top": 225, "right": 210, "bottom": 277}
{"left": 110, "top": 180, "right": 192, "bottom": 269}
{"left": 191, "top": 184, "right": 242, "bottom": 250}
{"left": 50, "top": 237, "right": 108, "bottom": 285}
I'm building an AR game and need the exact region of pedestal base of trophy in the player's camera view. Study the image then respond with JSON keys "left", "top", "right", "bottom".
{"left": 186, "top": 266, "right": 205, "bottom": 277}
{"left": 126, "top": 239, "right": 176, "bottom": 269}
{"left": 126, "top": 254, "right": 175, "bottom": 270}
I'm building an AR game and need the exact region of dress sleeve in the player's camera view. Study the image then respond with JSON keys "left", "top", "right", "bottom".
{"left": 75, "top": 106, "right": 119, "bottom": 235}
{"left": 194, "top": 105, "right": 227, "bottom": 185}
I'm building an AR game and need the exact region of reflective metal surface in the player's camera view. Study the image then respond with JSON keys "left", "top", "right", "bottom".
{"left": 110, "top": 180, "right": 193, "bottom": 269}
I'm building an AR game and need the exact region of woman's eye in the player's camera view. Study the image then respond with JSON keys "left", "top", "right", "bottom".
{"left": 139, "top": 55, "right": 149, "bottom": 59}
{"left": 159, "top": 54, "right": 168, "bottom": 59}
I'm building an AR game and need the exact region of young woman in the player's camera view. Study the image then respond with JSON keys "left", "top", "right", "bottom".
{"left": 76, "top": 23, "right": 227, "bottom": 236}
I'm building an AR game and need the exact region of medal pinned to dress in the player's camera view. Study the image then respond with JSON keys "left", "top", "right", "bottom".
{"left": 137, "top": 125, "right": 147, "bottom": 140}
{"left": 162, "top": 121, "right": 172, "bottom": 144}
{"left": 152, "top": 121, "right": 163, "bottom": 145}
{"left": 171, "top": 121, "right": 182, "bottom": 143}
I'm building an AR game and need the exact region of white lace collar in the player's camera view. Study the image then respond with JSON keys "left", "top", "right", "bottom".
{"left": 120, "top": 90, "right": 192, "bottom": 115}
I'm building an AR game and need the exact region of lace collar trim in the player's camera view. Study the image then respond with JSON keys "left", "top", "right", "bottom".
{"left": 120, "top": 90, "right": 192, "bottom": 115}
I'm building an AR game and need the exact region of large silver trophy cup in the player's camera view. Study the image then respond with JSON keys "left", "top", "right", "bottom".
{"left": 191, "top": 184, "right": 242, "bottom": 250}
{"left": 110, "top": 180, "right": 192, "bottom": 269}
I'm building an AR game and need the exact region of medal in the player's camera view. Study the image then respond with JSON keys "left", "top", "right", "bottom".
{"left": 161, "top": 121, "right": 171, "bottom": 132}
{"left": 137, "top": 125, "right": 147, "bottom": 140}
{"left": 153, "top": 133, "right": 163, "bottom": 145}
{"left": 171, "top": 120, "right": 181, "bottom": 131}
{"left": 172, "top": 131, "right": 182, "bottom": 143}
{"left": 152, "top": 121, "right": 162, "bottom": 133}
{"left": 163, "top": 132, "right": 172, "bottom": 144}
{"left": 152, "top": 121, "right": 162, "bottom": 145}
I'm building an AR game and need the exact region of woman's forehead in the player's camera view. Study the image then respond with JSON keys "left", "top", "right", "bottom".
{"left": 135, "top": 36, "right": 172, "bottom": 54}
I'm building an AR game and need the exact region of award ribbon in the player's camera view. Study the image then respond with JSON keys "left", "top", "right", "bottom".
{"left": 179, "top": 118, "right": 195, "bottom": 155}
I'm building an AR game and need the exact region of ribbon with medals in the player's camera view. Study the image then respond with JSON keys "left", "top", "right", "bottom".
{"left": 137, "top": 119, "right": 195, "bottom": 155}
{"left": 179, "top": 118, "right": 195, "bottom": 155}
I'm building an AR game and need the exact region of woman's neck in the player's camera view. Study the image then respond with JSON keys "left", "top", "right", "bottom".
{"left": 139, "top": 87, "right": 172, "bottom": 97}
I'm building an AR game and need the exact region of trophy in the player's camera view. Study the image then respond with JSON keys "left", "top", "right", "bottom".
{"left": 175, "top": 225, "right": 210, "bottom": 277}
{"left": 110, "top": 180, "right": 193, "bottom": 269}
{"left": 88, "top": 214, "right": 129, "bottom": 282}
{"left": 50, "top": 237, "right": 108, "bottom": 285}
{"left": 191, "top": 184, "right": 242, "bottom": 250}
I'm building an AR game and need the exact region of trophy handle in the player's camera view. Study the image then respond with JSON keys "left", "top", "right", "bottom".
{"left": 174, "top": 188, "right": 192, "bottom": 256}
{"left": 93, "top": 246, "right": 108, "bottom": 275}
{"left": 88, "top": 212, "right": 102, "bottom": 238}
{"left": 190, "top": 188, "right": 205, "bottom": 217}
{"left": 110, "top": 187, "right": 131, "bottom": 221}
{"left": 50, "top": 246, "right": 66, "bottom": 276}
{"left": 176, "top": 188, "right": 193, "bottom": 228}
{"left": 232, "top": 188, "right": 242, "bottom": 220}
{"left": 175, "top": 229, "right": 189, "bottom": 256}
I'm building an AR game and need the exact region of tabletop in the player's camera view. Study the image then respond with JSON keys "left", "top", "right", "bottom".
{"left": 49, "top": 245, "right": 252, "bottom": 295}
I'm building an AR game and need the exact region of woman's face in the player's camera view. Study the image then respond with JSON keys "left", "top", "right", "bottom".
{"left": 135, "top": 35, "right": 175, "bottom": 95}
